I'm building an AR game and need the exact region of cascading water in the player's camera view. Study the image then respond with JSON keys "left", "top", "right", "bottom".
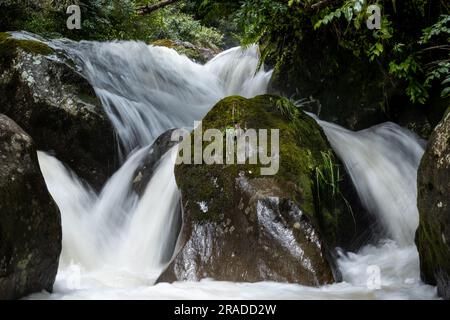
{"left": 28, "top": 35, "right": 273, "bottom": 294}
{"left": 317, "top": 120, "right": 426, "bottom": 246}
{"left": 38, "top": 147, "right": 181, "bottom": 284}
{"left": 21, "top": 33, "right": 437, "bottom": 299}
{"left": 51, "top": 38, "right": 271, "bottom": 156}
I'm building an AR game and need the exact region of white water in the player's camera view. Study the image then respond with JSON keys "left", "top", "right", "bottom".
{"left": 38, "top": 147, "right": 180, "bottom": 281}
{"left": 317, "top": 121, "right": 426, "bottom": 246}
{"left": 23, "top": 36, "right": 437, "bottom": 299}
{"left": 55, "top": 40, "right": 271, "bottom": 157}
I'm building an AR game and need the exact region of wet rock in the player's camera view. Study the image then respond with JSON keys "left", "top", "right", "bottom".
{"left": 0, "top": 32, "right": 117, "bottom": 190}
{"left": 132, "top": 129, "right": 179, "bottom": 196}
{"left": 152, "top": 39, "right": 220, "bottom": 64}
{"left": 0, "top": 114, "right": 61, "bottom": 299}
{"left": 158, "top": 95, "right": 371, "bottom": 285}
{"left": 416, "top": 110, "right": 450, "bottom": 299}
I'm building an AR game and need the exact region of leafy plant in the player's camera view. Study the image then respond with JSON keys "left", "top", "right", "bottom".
{"left": 159, "top": 10, "right": 223, "bottom": 48}
{"left": 224, "top": 0, "right": 448, "bottom": 108}
{"left": 275, "top": 97, "right": 299, "bottom": 120}
{"left": 315, "top": 151, "right": 341, "bottom": 203}
{"left": 421, "top": 15, "right": 450, "bottom": 99}
{"left": 314, "top": 151, "right": 356, "bottom": 231}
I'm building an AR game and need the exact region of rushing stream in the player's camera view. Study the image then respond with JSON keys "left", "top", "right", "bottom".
{"left": 16, "top": 33, "right": 437, "bottom": 299}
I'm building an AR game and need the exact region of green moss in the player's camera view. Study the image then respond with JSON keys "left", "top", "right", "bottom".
{"left": 152, "top": 38, "right": 205, "bottom": 63}
{"left": 77, "top": 93, "right": 101, "bottom": 107}
{"left": 15, "top": 39, "right": 53, "bottom": 56}
{"left": 152, "top": 39, "right": 177, "bottom": 48}
{"left": 175, "top": 95, "right": 356, "bottom": 247}
{"left": 0, "top": 32, "right": 10, "bottom": 42}
{"left": 194, "top": 95, "right": 325, "bottom": 185}
{"left": 0, "top": 32, "right": 53, "bottom": 62}
{"left": 417, "top": 218, "right": 450, "bottom": 285}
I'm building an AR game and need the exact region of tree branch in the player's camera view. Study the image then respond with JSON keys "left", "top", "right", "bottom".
{"left": 136, "top": 0, "right": 181, "bottom": 15}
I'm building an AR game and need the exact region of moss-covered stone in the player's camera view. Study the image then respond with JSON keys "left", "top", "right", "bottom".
{"left": 0, "top": 32, "right": 54, "bottom": 55}
{"left": 0, "top": 32, "right": 54, "bottom": 70}
{"left": 175, "top": 96, "right": 330, "bottom": 220}
{"left": 158, "top": 95, "right": 370, "bottom": 284}
{"left": 0, "top": 32, "right": 117, "bottom": 190}
{"left": 0, "top": 114, "right": 61, "bottom": 299}
{"left": 152, "top": 39, "right": 219, "bottom": 63}
{"left": 416, "top": 110, "right": 450, "bottom": 299}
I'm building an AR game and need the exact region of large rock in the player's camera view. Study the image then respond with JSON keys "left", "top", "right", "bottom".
{"left": 416, "top": 109, "right": 450, "bottom": 299}
{"left": 0, "top": 32, "right": 117, "bottom": 190}
{"left": 158, "top": 95, "right": 370, "bottom": 285}
{"left": 0, "top": 114, "right": 61, "bottom": 299}
{"left": 152, "top": 39, "right": 220, "bottom": 64}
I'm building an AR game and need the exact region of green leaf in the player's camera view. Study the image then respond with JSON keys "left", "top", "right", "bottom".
{"left": 441, "top": 87, "right": 450, "bottom": 98}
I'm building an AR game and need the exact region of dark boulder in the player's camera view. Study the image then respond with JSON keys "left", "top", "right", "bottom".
{"left": 416, "top": 109, "right": 450, "bottom": 299}
{"left": 152, "top": 39, "right": 220, "bottom": 64}
{"left": 158, "top": 95, "right": 371, "bottom": 285}
{"left": 0, "top": 114, "right": 61, "bottom": 299}
{"left": 0, "top": 32, "right": 117, "bottom": 190}
{"left": 132, "top": 128, "right": 179, "bottom": 196}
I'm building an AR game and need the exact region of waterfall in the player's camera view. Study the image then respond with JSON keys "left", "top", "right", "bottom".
{"left": 21, "top": 32, "right": 435, "bottom": 298}
{"left": 316, "top": 120, "right": 426, "bottom": 246}
{"left": 51, "top": 39, "right": 271, "bottom": 157}
{"left": 38, "top": 147, "right": 181, "bottom": 282}
{"left": 31, "top": 37, "right": 272, "bottom": 289}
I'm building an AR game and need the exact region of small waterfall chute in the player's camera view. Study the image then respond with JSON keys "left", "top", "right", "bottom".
{"left": 316, "top": 120, "right": 425, "bottom": 246}
{"left": 38, "top": 146, "right": 181, "bottom": 283}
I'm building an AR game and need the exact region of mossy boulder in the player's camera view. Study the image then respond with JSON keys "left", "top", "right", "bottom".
{"left": 416, "top": 110, "right": 450, "bottom": 299}
{"left": 0, "top": 114, "right": 61, "bottom": 299}
{"left": 158, "top": 95, "right": 370, "bottom": 285}
{"left": 0, "top": 32, "right": 117, "bottom": 190}
{"left": 152, "top": 39, "right": 219, "bottom": 64}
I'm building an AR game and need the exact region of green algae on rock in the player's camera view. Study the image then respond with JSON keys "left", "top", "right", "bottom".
{"left": 158, "top": 95, "right": 370, "bottom": 285}
{"left": 152, "top": 39, "right": 220, "bottom": 64}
